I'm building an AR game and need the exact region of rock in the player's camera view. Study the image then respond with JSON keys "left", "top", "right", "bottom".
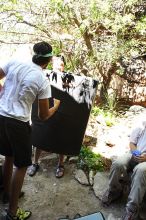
{"left": 106, "top": 213, "right": 118, "bottom": 220}
{"left": 128, "top": 105, "right": 146, "bottom": 113}
{"left": 83, "top": 135, "right": 91, "bottom": 144}
{"left": 74, "top": 169, "right": 89, "bottom": 186}
{"left": 96, "top": 115, "right": 106, "bottom": 126}
{"left": 40, "top": 153, "right": 57, "bottom": 162}
{"left": 89, "top": 170, "right": 94, "bottom": 186}
{"left": 68, "top": 156, "right": 78, "bottom": 163}
{"left": 83, "top": 135, "right": 97, "bottom": 146}
{"left": 93, "top": 172, "right": 109, "bottom": 200}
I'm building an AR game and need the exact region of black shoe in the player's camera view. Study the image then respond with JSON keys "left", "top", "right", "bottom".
{"left": 101, "top": 188, "right": 123, "bottom": 206}
{"left": 122, "top": 203, "right": 138, "bottom": 220}
{"left": 27, "top": 163, "right": 39, "bottom": 177}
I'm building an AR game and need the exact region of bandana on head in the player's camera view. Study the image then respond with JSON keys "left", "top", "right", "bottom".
{"left": 34, "top": 52, "right": 53, "bottom": 58}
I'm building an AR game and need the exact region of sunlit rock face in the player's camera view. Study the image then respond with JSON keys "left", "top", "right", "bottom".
{"left": 109, "top": 57, "right": 146, "bottom": 105}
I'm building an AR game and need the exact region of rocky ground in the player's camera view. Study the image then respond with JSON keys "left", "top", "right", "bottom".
{"left": 0, "top": 105, "right": 146, "bottom": 220}
{"left": 0, "top": 157, "right": 125, "bottom": 220}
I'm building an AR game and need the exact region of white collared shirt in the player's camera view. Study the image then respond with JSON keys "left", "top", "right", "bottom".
{"left": 0, "top": 59, "right": 51, "bottom": 122}
{"left": 130, "top": 123, "right": 146, "bottom": 154}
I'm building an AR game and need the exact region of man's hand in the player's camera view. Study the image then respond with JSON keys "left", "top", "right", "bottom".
{"left": 38, "top": 98, "right": 60, "bottom": 121}
{"left": 133, "top": 154, "right": 146, "bottom": 163}
{"left": 53, "top": 98, "right": 60, "bottom": 110}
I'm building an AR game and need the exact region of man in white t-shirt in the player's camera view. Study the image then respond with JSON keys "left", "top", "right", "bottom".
{"left": 102, "top": 119, "right": 146, "bottom": 220}
{"left": 0, "top": 42, "right": 60, "bottom": 220}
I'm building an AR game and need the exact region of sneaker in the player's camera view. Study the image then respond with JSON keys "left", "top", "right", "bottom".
{"left": 101, "top": 188, "right": 123, "bottom": 206}
{"left": 27, "top": 163, "right": 39, "bottom": 177}
{"left": 55, "top": 165, "right": 65, "bottom": 178}
{"left": 122, "top": 203, "right": 138, "bottom": 220}
{"left": 5, "top": 208, "right": 31, "bottom": 220}
{"left": 16, "top": 208, "right": 31, "bottom": 220}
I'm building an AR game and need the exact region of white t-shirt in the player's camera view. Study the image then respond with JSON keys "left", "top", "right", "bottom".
{"left": 0, "top": 59, "right": 51, "bottom": 122}
{"left": 130, "top": 123, "right": 146, "bottom": 154}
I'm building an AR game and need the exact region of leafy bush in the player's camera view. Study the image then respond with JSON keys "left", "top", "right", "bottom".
{"left": 104, "top": 92, "right": 119, "bottom": 112}
{"left": 91, "top": 106, "right": 102, "bottom": 116}
{"left": 91, "top": 106, "right": 117, "bottom": 126}
{"left": 104, "top": 111, "right": 117, "bottom": 126}
{"left": 77, "top": 146, "right": 104, "bottom": 172}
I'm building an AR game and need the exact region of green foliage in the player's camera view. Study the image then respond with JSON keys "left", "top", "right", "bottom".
{"left": 116, "top": 67, "right": 124, "bottom": 76}
{"left": 14, "top": 12, "right": 23, "bottom": 21}
{"left": 52, "top": 46, "right": 62, "bottom": 57}
{"left": 77, "top": 146, "right": 104, "bottom": 172}
{"left": 104, "top": 92, "right": 119, "bottom": 112}
{"left": 91, "top": 106, "right": 102, "bottom": 116}
{"left": 46, "top": 63, "right": 52, "bottom": 70}
{"left": 104, "top": 111, "right": 116, "bottom": 127}
{"left": 0, "top": 0, "right": 145, "bottom": 98}
{"left": 91, "top": 106, "right": 117, "bottom": 126}
{"left": 135, "top": 16, "right": 146, "bottom": 34}
{"left": 91, "top": 92, "right": 119, "bottom": 126}
{"left": 10, "top": 0, "right": 17, "bottom": 3}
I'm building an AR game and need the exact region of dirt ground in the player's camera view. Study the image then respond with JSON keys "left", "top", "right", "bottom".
{"left": 1, "top": 107, "right": 146, "bottom": 219}
{"left": 0, "top": 153, "right": 126, "bottom": 220}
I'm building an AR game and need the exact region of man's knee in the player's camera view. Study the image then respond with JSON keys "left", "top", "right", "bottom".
{"left": 133, "top": 163, "right": 146, "bottom": 178}
{"left": 112, "top": 159, "right": 126, "bottom": 170}
{"left": 112, "top": 154, "right": 131, "bottom": 168}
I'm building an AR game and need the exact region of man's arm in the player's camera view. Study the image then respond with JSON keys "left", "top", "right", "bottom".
{"left": 130, "top": 138, "right": 146, "bottom": 163}
{"left": 38, "top": 98, "right": 60, "bottom": 121}
{"left": 0, "top": 68, "right": 5, "bottom": 80}
{"left": 0, "top": 68, "right": 5, "bottom": 92}
{"left": 129, "top": 142, "right": 137, "bottom": 151}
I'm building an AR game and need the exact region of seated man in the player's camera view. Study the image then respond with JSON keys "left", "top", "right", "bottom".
{"left": 102, "top": 119, "right": 146, "bottom": 220}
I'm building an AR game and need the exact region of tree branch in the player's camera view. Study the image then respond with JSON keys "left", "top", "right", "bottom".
{"left": 19, "top": 20, "right": 51, "bottom": 38}
{"left": 72, "top": 12, "right": 93, "bottom": 54}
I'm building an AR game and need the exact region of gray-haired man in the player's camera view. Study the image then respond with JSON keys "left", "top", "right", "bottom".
{"left": 102, "top": 120, "right": 146, "bottom": 220}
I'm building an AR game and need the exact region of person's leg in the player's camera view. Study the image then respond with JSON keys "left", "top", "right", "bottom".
{"left": 34, "top": 147, "right": 42, "bottom": 164}
{"left": 8, "top": 166, "right": 27, "bottom": 216}
{"left": 4, "top": 118, "right": 32, "bottom": 219}
{"left": 58, "top": 154, "right": 64, "bottom": 166}
{"left": 28, "top": 147, "right": 41, "bottom": 177}
{"left": 2, "top": 156, "right": 14, "bottom": 203}
{"left": 122, "top": 162, "right": 146, "bottom": 219}
{"left": 0, "top": 116, "right": 15, "bottom": 203}
{"left": 56, "top": 154, "right": 65, "bottom": 178}
{"left": 2, "top": 156, "right": 14, "bottom": 196}
{"left": 102, "top": 153, "right": 131, "bottom": 205}
{"left": 109, "top": 153, "right": 132, "bottom": 191}
{"left": 128, "top": 162, "right": 146, "bottom": 206}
